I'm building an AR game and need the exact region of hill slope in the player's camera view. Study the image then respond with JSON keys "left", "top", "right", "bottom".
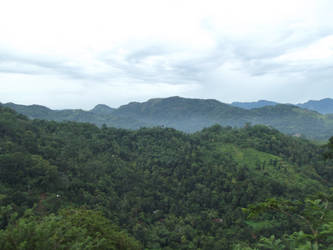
{"left": 0, "top": 106, "right": 332, "bottom": 248}
{"left": 3, "top": 96, "right": 333, "bottom": 140}
{"left": 298, "top": 98, "right": 333, "bottom": 114}
{"left": 231, "top": 98, "right": 333, "bottom": 114}
{"left": 0, "top": 107, "right": 333, "bottom": 249}
{"left": 231, "top": 100, "right": 278, "bottom": 109}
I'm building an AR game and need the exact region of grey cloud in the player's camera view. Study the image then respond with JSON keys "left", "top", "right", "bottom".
{"left": 0, "top": 50, "right": 105, "bottom": 80}
{"left": 244, "top": 52, "right": 333, "bottom": 77}
{"left": 227, "top": 29, "right": 333, "bottom": 77}
{"left": 125, "top": 45, "right": 170, "bottom": 63}
{"left": 100, "top": 50, "right": 185, "bottom": 84}
{"left": 1, "top": 23, "right": 332, "bottom": 89}
{"left": 100, "top": 26, "right": 333, "bottom": 86}
{"left": 99, "top": 42, "right": 232, "bottom": 85}
{"left": 231, "top": 27, "right": 333, "bottom": 61}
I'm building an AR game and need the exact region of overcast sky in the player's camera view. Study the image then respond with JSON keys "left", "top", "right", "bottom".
{"left": 0, "top": 0, "right": 333, "bottom": 109}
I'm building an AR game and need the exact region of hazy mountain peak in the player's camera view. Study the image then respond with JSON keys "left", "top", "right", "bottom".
{"left": 231, "top": 100, "right": 278, "bottom": 109}
{"left": 297, "top": 98, "right": 333, "bottom": 114}
{"left": 90, "top": 104, "right": 115, "bottom": 114}
{"left": 3, "top": 96, "right": 333, "bottom": 140}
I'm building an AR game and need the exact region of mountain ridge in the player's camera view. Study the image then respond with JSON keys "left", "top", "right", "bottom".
{"left": 231, "top": 100, "right": 278, "bottom": 109}
{"left": 297, "top": 98, "right": 333, "bottom": 114}
{"left": 231, "top": 98, "right": 333, "bottom": 114}
{"left": 2, "top": 96, "right": 333, "bottom": 140}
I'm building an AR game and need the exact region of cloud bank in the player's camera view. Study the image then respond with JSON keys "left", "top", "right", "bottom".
{"left": 0, "top": 0, "right": 333, "bottom": 109}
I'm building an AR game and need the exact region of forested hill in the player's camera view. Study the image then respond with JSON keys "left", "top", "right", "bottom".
{"left": 3, "top": 96, "right": 333, "bottom": 140}
{"left": 298, "top": 98, "right": 333, "bottom": 114}
{"left": 231, "top": 98, "right": 333, "bottom": 114}
{"left": 0, "top": 106, "right": 332, "bottom": 249}
{"left": 231, "top": 100, "right": 278, "bottom": 109}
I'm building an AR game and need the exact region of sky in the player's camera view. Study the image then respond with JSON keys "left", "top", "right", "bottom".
{"left": 0, "top": 0, "right": 333, "bottom": 109}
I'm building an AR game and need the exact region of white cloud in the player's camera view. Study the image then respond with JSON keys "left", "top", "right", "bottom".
{"left": 0, "top": 0, "right": 333, "bottom": 107}
{"left": 277, "top": 35, "right": 333, "bottom": 61}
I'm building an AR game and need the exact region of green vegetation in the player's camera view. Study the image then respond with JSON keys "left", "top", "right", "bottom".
{"left": 298, "top": 98, "right": 333, "bottom": 114}
{"left": 238, "top": 193, "right": 333, "bottom": 249}
{"left": 4, "top": 96, "right": 333, "bottom": 140}
{"left": 0, "top": 209, "right": 140, "bottom": 250}
{"left": 0, "top": 105, "right": 332, "bottom": 249}
{"left": 232, "top": 98, "right": 333, "bottom": 115}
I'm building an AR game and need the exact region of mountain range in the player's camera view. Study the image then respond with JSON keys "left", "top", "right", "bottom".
{"left": 2, "top": 97, "right": 333, "bottom": 141}
{"left": 231, "top": 98, "right": 333, "bottom": 114}
{"left": 231, "top": 100, "right": 279, "bottom": 109}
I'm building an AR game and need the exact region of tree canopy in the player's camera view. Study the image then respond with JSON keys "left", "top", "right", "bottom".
{"left": 0, "top": 106, "right": 332, "bottom": 249}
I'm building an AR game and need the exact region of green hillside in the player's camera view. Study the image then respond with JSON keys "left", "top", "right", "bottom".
{"left": 232, "top": 98, "right": 333, "bottom": 114}
{"left": 3, "top": 97, "right": 333, "bottom": 140}
{"left": 0, "top": 106, "right": 332, "bottom": 249}
{"left": 298, "top": 98, "right": 333, "bottom": 114}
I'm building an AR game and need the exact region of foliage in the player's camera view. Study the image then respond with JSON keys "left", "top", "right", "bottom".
{"left": 0, "top": 106, "right": 333, "bottom": 249}
{"left": 242, "top": 193, "right": 333, "bottom": 249}
{"left": 0, "top": 208, "right": 141, "bottom": 250}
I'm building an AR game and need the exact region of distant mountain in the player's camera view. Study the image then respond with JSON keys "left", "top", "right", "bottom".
{"left": 2, "top": 97, "right": 333, "bottom": 140}
{"left": 113, "top": 97, "right": 249, "bottom": 131}
{"left": 4, "top": 102, "right": 53, "bottom": 119}
{"left": 2, "top": 102, "right": 146, "bottom": 129}
{"left": 231, "top": 98, "right": 333, "bottom": 114}
{"left": 231, "top": 100, "right": 278, "bottom": 109}
{"left": 90, "top": 104, "right": 115, "bottom": 115}
{"left": 114, "top": 98, "right": 333, "bottom": 140}
{"left": 297, "top": 98, "right": 333, "bottom": 114}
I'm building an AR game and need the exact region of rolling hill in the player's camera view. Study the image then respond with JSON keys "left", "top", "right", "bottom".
{"left": 0, "top": 105, "right": 332, "bottom": 249}
{"left": 231, "top": 98, "right": 333, "bottom": 114}
{"left": 2, "top": 96, "right": 333, "bottom": 140}
{"left": 231, "top": 100, "right": 278, "bottom": 109}
{"left": 297, "top": 98, "right": 333, "bottom": 114}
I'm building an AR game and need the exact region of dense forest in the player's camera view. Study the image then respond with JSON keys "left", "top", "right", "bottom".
{"left": 0, "top": 105, "right": 332, "bottom": 249}
{"left": 4, "top": 96, "right": 333, "bottom": 141}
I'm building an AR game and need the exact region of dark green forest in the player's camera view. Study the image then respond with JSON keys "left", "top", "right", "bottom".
{"left": 0, "top": 105, "right": 332, "bottom": 249}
